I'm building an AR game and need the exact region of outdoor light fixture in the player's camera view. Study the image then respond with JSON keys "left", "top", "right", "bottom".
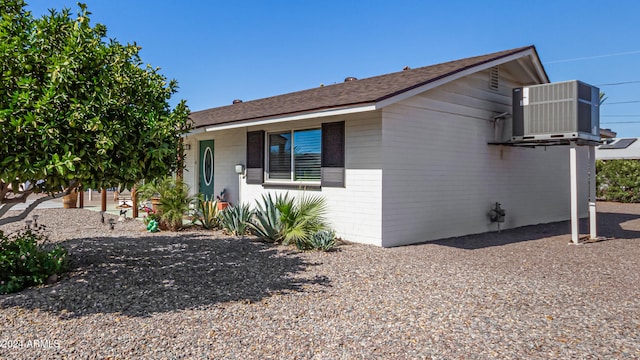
{"left": 108, "top": 218, "right": 116, "bottom": 230}
{"left": 32, "top": 214, "right": 39, "bottom": 227}
{"left": 24, "top": 220, "right": 32, "bottom": 229}
{"left": 235, "top": 164, "right": 245, "bottom": 175}
{"left": 184, "top": 143, "right": 191, "bottom": 150}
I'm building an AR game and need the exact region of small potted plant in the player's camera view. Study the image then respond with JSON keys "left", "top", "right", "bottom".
{"left": 62, "top": 189, "right": 78, "bottom": 209}
{"left": 216, "top": 189, "right": 229, "bottom": 211}
{"left": 137, "top": 176, "right": 196, "bottom": 231}
{"left": 137, "top": 178, "right": 170, "bottom": 212}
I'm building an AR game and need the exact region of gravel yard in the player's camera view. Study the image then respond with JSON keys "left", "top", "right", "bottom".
{"left": 1, "top": 202, "right": 639, "bottom": 359}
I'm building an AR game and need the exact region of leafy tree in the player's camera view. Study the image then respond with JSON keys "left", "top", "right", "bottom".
{"left": 596, "top": 159, "right": 640, "bottom": 203}
{"left": 0, "top": 1, "right": 191, "bottom": 224}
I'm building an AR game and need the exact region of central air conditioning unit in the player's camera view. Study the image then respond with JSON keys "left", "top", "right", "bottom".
{"left": 512, "top": 80, "right": 600, "bottom": 142}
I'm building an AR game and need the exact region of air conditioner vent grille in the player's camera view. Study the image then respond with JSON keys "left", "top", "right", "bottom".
{"left": 512, "top": 80, "right": 599, "bottom": 142}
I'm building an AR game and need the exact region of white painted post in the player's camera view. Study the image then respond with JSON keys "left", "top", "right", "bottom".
{"left": 88, "top": 189, "right": 92, "bottom": 201}
{"left": 589, "top": 145, "right": 597, "bottom": 239}
{"left": 570, "top": 142, "right": 579, "bottom": 244}
{"left": 238, "top": 174, "right": 242, "bottom": 206}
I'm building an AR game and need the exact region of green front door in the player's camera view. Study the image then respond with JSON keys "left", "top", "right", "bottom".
{"left": 199, "top": 140, "right": 214, "bottom": 198}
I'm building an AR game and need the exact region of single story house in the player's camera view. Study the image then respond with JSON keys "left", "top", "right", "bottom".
{"left": 596, "top": 138, "right": 640, "bottom": 160}
{"left": 186, "top": 45, "right": 590, "bottom": 247}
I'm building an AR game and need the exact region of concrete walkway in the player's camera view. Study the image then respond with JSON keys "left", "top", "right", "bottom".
{"left": 10, "top": 195, "right": 64, "bottom": 210}
{"left": 10, "top": 190, "right": 143, "bottom": 219}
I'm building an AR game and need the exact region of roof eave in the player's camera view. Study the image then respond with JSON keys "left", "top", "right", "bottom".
{"left": 375, "top": 47, "right": 547, "bottom": 109}
{"left": 204, "top": 103, "right": 377, "bottom": 132}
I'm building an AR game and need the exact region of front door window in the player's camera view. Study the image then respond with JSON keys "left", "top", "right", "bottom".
{"left": 199, "top": 140, "right": 215, "bottom": 197}
{"left": 203, "top": 147, "right": 213, "bottom": 186}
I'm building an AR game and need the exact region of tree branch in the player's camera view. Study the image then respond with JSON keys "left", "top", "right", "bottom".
{"left": 0, "top": 181, "right": 11, "bottom": 203}
{"left": 0, "top": 190, "right": 70, "bottom": 226}
{"left": 1, "top": 189, "right": 34, "bottom": 204}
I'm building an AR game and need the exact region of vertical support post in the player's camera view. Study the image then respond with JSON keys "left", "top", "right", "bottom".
{"left": 132, "top": 187, "right": 138, "bottom": 218}
{"left": 588, "top": 145, "right": 597, "bottom": 239}
{"left": 570, "top": 142, "right": 579, "bottom": 244}
{"left": 238, "top": 173, "right": 242, "bottom": 207}
{"left": 101, "top": 189, "right": 107, "bottom": 212}
{"left": 79, "top": 188, "right": 84, "bottom": 208}
{"left": 88, "top": 189, "right": 93, "bottom": 201}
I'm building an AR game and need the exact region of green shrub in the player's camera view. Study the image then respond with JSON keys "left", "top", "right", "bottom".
{"left": 0, "top": 228, "right": 69, "bottom": 294}
{"left": 596, "top": 159, "right": 640, "bottom": 202}
{"left": 307, "top": 230, "right": 337, "bottom": 251}
{"left": 217, "top": 192, "right": 336, "bottom": 248}
{"left": 280, "top": 194, "right": 329, "bottom": 246}
{"left": 250, "top": 192, "right": 331, "bottom": 248}
{"left": 220, "top": 203, "right": 253, "bottom": 236}
{"left": 138, "top": 176, "right": 196, "bottom": 230}
{"left": 193, "top": 197, "right": 221, "bottom": 230}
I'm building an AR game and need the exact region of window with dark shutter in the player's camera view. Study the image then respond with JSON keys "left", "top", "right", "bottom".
{"left": 321, "top": 121, "right": 345, "bottom": 187}
{"left": 266, "top": 128, "right": 321, "bottom": 182}
{"left": 246, "top": 130, "right": 264, "bottom": 184}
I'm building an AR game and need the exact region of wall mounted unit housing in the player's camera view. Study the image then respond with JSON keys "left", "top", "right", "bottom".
{"left": 512, "top": 80, "right": 600, "bottom": 142}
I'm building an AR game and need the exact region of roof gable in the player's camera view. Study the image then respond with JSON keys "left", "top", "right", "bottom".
{"left": 191, "top": 45, "right": 547, "bottom": 130}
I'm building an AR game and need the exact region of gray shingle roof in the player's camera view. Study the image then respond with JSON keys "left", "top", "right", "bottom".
{"left": 191, "top": 45, "right": 540, "bottom": 129}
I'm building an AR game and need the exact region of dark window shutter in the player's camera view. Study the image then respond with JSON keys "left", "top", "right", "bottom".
{"left": 246, "top": 130, "right": 264, "bottom": 184}
{"left": 321, "top": 121, "right": 345, "bottom": 187}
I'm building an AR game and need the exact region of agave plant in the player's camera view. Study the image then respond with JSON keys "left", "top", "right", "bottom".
{"left": 249, "top": 193, "right": 289, "bottom": 243}
{"left": 249, "top": 193, "right": 335, "bottom": 250}
{"left": 308, "top": 229, "right": 337, "bottom": 251}
{"left": 219, "top": 203, "right": 253, "bottom": 236}
{"left": 193, "top": 196, "right": 221, "bottom": 230}
{"left": 249, "top": 192, "right": 330, "bottom": 247}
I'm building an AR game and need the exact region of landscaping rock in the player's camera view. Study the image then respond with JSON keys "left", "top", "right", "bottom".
{"left": 1, "top": 203, "right": 639, "bottom": 358}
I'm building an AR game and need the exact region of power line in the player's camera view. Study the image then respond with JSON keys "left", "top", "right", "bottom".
{"left": 546, "top": 50, "right": 640, "bottom": 64}
{"left": 601, "top": 121, "right": 640, "bottom": 124}
{"left": 603, "top": 100, "right": 640, "bottom": 105}
{"left": 601, "top": 115, "right": 640, "bottom": 117}
{"left": 597, "top": 80, "right": 640, "bottom": 86}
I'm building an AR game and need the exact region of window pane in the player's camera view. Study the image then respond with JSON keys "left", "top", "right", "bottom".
{"left": 294, "top": 129, "right": 321, "bottom": 181}
{"left": 269, "top": 132, "right": 291, "bottom": 180}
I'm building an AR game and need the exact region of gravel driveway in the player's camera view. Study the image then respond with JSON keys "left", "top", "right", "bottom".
{"left": 1, "top": 202, "right": 639, "bottom": 359}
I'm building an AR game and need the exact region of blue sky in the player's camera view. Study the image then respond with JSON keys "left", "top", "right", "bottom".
{"left": 26, "top": 0, "right": 640, "bottom": 137}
